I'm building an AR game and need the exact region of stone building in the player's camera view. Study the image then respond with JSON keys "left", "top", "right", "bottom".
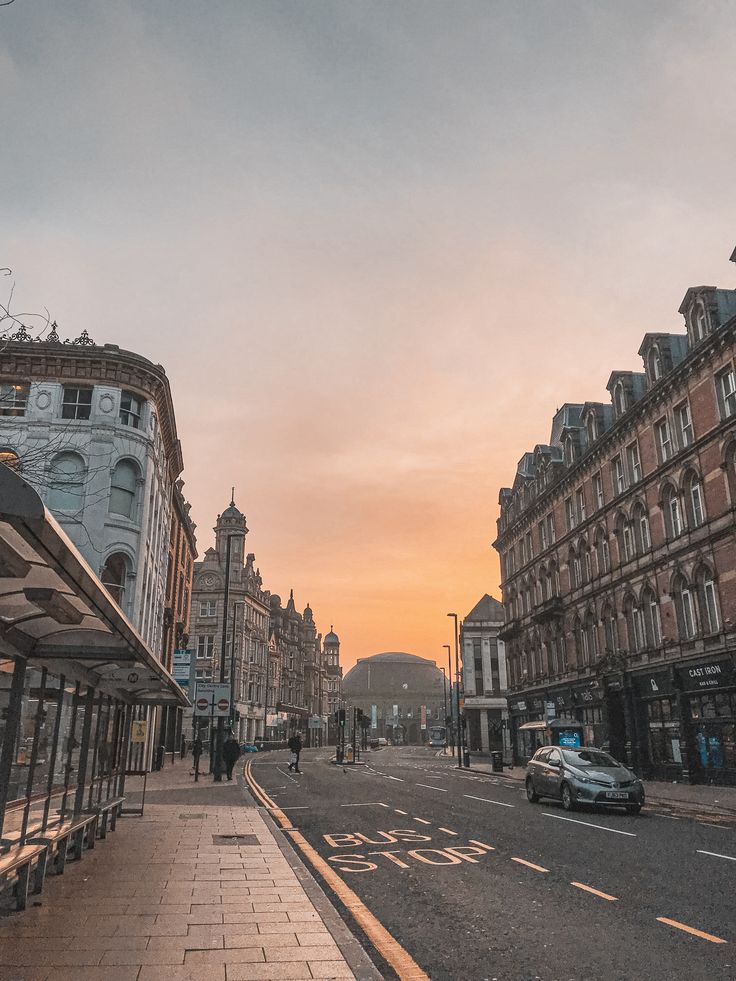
{"left": 323, "top": 627, "right": 343, "bottom": 743}
{"left": 494, "top": 261, "right": 736, "bottom": 783}
{"left": 190, "top": 498, "right": 270, "bottom": 744}
{"left": 342, "top": 652, "right": 445, "bottom": 744}
{"left": 0, "top": 332, "right": 190, "bottom": 655}
{"left": 460, "top": 594, "right": 510, "bottom": 758}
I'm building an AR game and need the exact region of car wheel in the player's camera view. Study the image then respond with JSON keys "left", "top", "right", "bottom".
{"left": 561, "top": 782, "right": 576, "bottom": 811}
{"left": 526, "top": 778, "right": 539, "bottom": 803}
{"left": 626, "top": 803, "right": 642, "bottom": 815}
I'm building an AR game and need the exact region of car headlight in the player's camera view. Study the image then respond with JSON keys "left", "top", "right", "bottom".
{"left": 570, "top": 770, "right": 590, "bottom": 784}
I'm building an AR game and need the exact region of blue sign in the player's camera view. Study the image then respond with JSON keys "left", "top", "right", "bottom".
{"left": 558, "top": 730, "right": 581, "bottom": 748}
{"left": 173, "top": 649, "right": 193, "bottom": 689}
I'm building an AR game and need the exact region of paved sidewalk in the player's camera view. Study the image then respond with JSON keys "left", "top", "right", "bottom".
{"left": 0, "top": 761, "right": 364, "bottom": 981}
{"left": 443, "top": 750, "right": 736, "bottom": 815}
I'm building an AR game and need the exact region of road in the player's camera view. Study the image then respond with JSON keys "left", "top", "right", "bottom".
{"left": 245, "top": 746, "right": 736, "bottom": 980}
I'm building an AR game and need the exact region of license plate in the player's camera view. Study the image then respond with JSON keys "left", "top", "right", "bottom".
{"left": 604, "top": 791, "right": 628, "bottom": 800}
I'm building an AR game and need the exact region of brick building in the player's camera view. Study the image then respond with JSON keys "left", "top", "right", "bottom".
{"left": 494, "top": 268, "right": 736, "bottom": 784}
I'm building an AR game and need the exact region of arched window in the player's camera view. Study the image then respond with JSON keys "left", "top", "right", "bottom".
{"left": 695, "top": 566, "right": 721, "bottom": 635}
{"left": 586, "top": 412, "right": 598, "bottom": 445}
{"left": 624, "top": 594, "right": 645, "bottom": 652}
{"left": 690, "top": 301, "right": 708, "bottom": 343}
{"left": 539, "top": 564, "right": 550, "bottom": 601}
{"left": 0, "top": 448, "right": 21, "bottom": 471}
{"left": 594, "top": 526, "right": 610, "bottom": 576}
{"left": 632, "top": 501, "right": 651, "bottom": 553}
{"left": 109, "top": 459, "right": 139, "bottom": 519}
{"left": 662, "top": 484, "right": 683, "bottom": 539}
{"left": 641, "top": 585, "right": 662, "bottom": 648}
{"left": 574, "top": 616, "right": 588, "bottom": 667}
{"left": 584, "top": 609, "right": 598, "bottom": 662}
{"left": 602, "top": 603, "right": 618, "bottom": 654}
{"left": 648, "top": 345, "right": 663, "bottom": 382}
{"left": 683, "top": 470, "right": 706, "bottom": 528}
{"left": 47, "top": 452, "right": 86, "bottom": 512}
{"left": 614, "top": 382, "right": 626, "bottom": 417}
{"left": 614, "top": 512, "right": 634, "bottom": 563}
{"left": 569, "top": 547, "right": 581, "bottom": 589}
{"left": 101, "top": 552, "right": 130, "bottom": 607}
{"left": 673, "top": 574, "right": 697, "bottom": 640}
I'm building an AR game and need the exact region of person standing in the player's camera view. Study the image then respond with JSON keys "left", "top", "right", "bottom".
{"left": 223, "top": 733, "right": 241, "bottom": 781}
{"left": 288, "top": 731, "right": 302, "bottom": 773}
{"left": 192, "top": 735, "right": 203, "bottom": 781}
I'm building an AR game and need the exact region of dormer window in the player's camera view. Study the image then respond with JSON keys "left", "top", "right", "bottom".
{"left": 690, "top": 301, "right": 709, "bottom": 343}
{"left": 564, "top": 435, "right": 576, "bottom": 465}
{"left": 648, "top": 346, "right": 663, "bottom": 382}
{"left": 613, "top": 382, "right": 626, "bottom": 417}
{"left": 586, "top": 413, "right": 597, "bottom": 444}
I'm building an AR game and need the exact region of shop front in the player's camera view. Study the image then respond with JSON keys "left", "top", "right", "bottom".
{"left": 678, "top": 656, "right": 736, "bottom": 785}
{"left": 0, "top": 466, "right": 187, "bottom": 861}
{"left": 509, "top": 695, "right": 544, "bottom": 764}
{"left": 629, "top": 668, "right": 682, "bottom": 782}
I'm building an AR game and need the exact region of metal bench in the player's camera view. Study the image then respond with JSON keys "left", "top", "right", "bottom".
{"left": 0, "top": 844, "right": 48, "bottom": 911}
{"left": 93, "top": 796, "right": 125, "bottom": 839}
{"left": 28, "top": 811, "right": 98, "bottom": 881}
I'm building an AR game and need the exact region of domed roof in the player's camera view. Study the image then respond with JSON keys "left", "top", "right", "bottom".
{"left": 359, "top": 651, "right": 428, "bottom": 664}
{"left": 324, "top": 625, "right": 339, "bottom": 644}
{"left": 343, "top": 651, "right": 443, "bottom": 693}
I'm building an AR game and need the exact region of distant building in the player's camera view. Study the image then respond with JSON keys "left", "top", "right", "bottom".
{"left": 323, "top": 627, "right": 343, "bottom": 743}
{"left": 460, "top": 594, "right": 510, "bottom": 758}
{"left": 342, "top": 652, "right": 445, "bottom": 744}
{"left": 494, "top": 263, "right": 736, "bottom": 783}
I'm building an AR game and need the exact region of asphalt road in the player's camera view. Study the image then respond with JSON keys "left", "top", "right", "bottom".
{"left": 246, "top": 746, "right": 736, "bottom": 980}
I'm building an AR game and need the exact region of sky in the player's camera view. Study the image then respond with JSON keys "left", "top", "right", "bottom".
{"left": 2, "top": 1, "right": 736, "bottom": 670}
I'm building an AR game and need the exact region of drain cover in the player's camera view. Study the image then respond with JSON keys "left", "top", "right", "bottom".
{"left": 179, "top": 813, "right": 206, "bottom": 819}
{"left": 212, "top": 834, "right": 259, "bottom": 845}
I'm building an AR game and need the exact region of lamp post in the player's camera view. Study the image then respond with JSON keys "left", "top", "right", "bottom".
{"left": 213, "top": 534, "right": 233, "bottom": 782}
{"left": 440, "top": 664, "right": 449, "bottom": 753}
{"left": 442, "top": 644, "right": 454, "bottom": 757}
{"left": 447, "top": 613, "right": 465, "bottom": 769}
{"left": 229, "top": 600, "right": 247, "bottom": 742}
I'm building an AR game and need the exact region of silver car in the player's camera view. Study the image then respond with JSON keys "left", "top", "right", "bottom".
{"left": 525, "top": 746, "right": 645, "bottom": 814}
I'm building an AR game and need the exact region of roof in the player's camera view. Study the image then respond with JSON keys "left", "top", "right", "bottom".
{"left": 355, "top": 652, "right": 432, "bottom": 665}
{"left": 0, "top": 465, "right": 188, "bottom": 707}
{"left": 464, "top": 594, "right": 504, "bottom": 623}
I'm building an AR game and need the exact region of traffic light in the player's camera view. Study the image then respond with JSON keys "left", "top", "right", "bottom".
{"left": 338, "top": 708, "right": 346, "bottom": 727}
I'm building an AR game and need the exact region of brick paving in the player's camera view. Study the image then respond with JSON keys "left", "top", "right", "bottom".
{"left": 0, "top": 763, "right": 358, "bottom": 981}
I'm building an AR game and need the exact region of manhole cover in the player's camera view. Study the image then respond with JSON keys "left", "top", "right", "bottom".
{"left": 179, "top": 813, "right": 206, "bottom": 820}
{"left": 212, "top": 834, "right": 259, "bottom": 846}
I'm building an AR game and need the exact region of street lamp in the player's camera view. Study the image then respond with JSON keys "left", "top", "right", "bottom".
{"left": 229, "top": 600, "right": 248, "bottom": 741}
{"left": 213, "top": 532, "right": 234, "bottom": 782}
{"left": 442, "top": 644, "right": 454, "bottom": 757}
{"left": 447, "top": 613, "right": 466, "bottom": 769}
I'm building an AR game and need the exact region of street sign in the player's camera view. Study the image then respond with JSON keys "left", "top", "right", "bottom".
{"left": 193, "top": 682, "right": 231, "bottom": 717}
{"left": 420, "top": 705, "right": 427, "bottom": 730}
{"left": 173, "top": 649, "right": 193, "bottom": 688}
{"left": 545, "top": 700, "right": 556, "bottom": 723}
{"left": 308, "top": 716, "right": 322, "bottom": 729}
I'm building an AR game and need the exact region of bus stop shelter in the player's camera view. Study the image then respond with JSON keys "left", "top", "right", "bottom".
{"left": 0, "top": 465, "right": 188, "bottom": 855}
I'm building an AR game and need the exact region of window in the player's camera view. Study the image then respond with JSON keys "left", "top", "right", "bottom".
{"left": 47, "top": 452, "right": 86, "bottom": 511}
{"left": 576, "top": 487, "right": 586, "bottom": 524}
{"left": 0, "top": 448, "right": 20, "bottom": 471}
{"left": 592, "top": 472, "right": 604, "bottom": 510}
{"left": 626, "top": 442, "right": 642, "bottom": 484}
{"left": 525, "top": 532, "right": 534, "bottom": 562}
{"left": 109, "top": 459, "right": 139, "bottom": 518}
{"left": 684, "top": 471, "right": 705, "bottom": 527}
{"left": 716, "top": 366, "right": 736, "bottom": 419}
{"left": 120, "top": 391, "right": 144, "bottom": 428}
{"left": 200, "top": 600, "right": 217, "bottom": 617}
{"left": 594, "top": 528, "right": 610, "bottom": 575}
{"left": 584, "top": 611, "right": 598, "bottom": 661}
{"left": 633, "top": 503, "right": 651, "bottom": 552}
{"left": 547, "top": 513, "right": 556, "bottom": 544}
{"left": 586, "top": 413, "right": 598, "bottom": 445}
{"left": 61, "top": 386, "right": 93, "bottom": 420}
{"left": 642, "top": 587, "right": 662, "bottom": 647}
{"left": 197, "top": 635, "right": 215, "bottom": 659}
{"left": 696, "top": 569, "right": 721, "bottom": 635}
{"left": 565, "top": 497, "right": 575, "bottom": 531}
{"left": 614, "top": 382, "right": 626, "bottom": 416}
{"left": 674, "top": 401, "right": 693, "bottom": 448}
{"left": 691, "top": 302, "right": 708, "bottom": 342}
{"left": 603, "top": 606, "right": 618, "bottom": 653}
{"left": 624, "top": 595, "right": 645, "bottom": 652}
{"left": 662, "top": 485, "right": 683, "bottom": 538}
{"left": 615, "top": 513, "right": 634, "bottom": 562}
{"left": 673, "top": 577, "right": 696, "bottom": 640}
{"left": 539, "top": 520, "right": 548, "bottom": 551}
{"left": 572, "top": 553, "right": 582, "bottom": 588}
{"left": 101, "top": 552, "right": 130, "bottom": 606}
{"left": 655, "top": 417, "right": 673, "bottom": 462}
{"left": 612, "top": 455, "right": 626, "bottom": 495}
{"left": 648, "top": 346, "right": 663, "bottom": 382}
{"left": 0, "top": 382, "right": 29, "bottom": 417}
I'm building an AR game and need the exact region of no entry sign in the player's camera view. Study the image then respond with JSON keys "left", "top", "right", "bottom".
{"left": 193, "top": 682, "right": 231, "bottom": 717}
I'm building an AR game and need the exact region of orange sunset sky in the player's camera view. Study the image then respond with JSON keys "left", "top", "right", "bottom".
{"left": 4, "top": 2, "right": 736, "bottom": 670}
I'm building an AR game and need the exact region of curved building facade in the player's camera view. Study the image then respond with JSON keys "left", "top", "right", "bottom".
{"left": 342, "top": 652, "right": 446, "bottom": 744}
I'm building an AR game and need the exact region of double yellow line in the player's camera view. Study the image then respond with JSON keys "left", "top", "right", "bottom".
{"left": 244, "top": 760, "right": 430, "bottom": 981}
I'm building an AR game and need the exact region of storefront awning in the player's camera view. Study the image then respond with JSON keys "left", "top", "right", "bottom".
{"left": 518, "top": 721, "right": 548, "bottom": 731}
{"left": 0, "top": 466, "right": 188, "bottom": 707}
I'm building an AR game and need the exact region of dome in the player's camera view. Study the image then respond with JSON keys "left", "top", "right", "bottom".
{"left": 343, "top": 651, "right": 443, "bottom": 695}
{"left": 324, "top": 625, "right": 339, "bottom": 645}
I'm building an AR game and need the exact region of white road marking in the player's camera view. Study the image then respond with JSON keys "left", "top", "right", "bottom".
{"left": 439, "top": 827, "right": 458, "bottom": 836}
{"left": 417, "top": 784, "right": 448, "bottom": 792}
{"left": 386, "top": 775, "right": 404, "bottom": 782}
{"left": 697, "top": 822, "right": 730, "bottom": 830}
{"left": 413, "top": 818, "right": 431, "bottom": 825}
{"left": 697, "top": 849, "right": 736, "bottom": 862}
{"left": 542, "top": 814, "right": 637, "bottom": 837}
{"left": 271, "top": 806, "right": 310, "bottom": 810}
{"left": 395, "top": 809, "right": 409, "bottom": 815}
{"left": 464, "top": 794, "right": 515, "bottom": 809}
{"left": 339, "top": 801, "right": 390, "bottom": 808}
{"left": 277, "top": 766, "right": 300, "bottom": 784}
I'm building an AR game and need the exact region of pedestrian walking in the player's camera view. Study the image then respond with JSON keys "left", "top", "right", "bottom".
{"left": 223, "top": 733, "right": 241, "bottom": 781}
{"left": 192, "top": 735, "right": 203, "bottom": 781}
{"left": 288, "top": 731, "right": 302, "bottom": 773}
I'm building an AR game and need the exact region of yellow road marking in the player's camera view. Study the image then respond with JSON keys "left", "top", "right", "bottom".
{"left": 438, "top": 827, "right": 458, "bottom": 836}
{"left": 511, "top": 857, "right": 549, "bottom": 873}
{"left": 571, "top": 882, "right": 617, "bottom": 902}
{"left": 413, "top": 818, "right": 431, "bottom": 825}
{"left": 656, "top": 917, "right": 727, "bottom": 944}
{"left": 245, "top": 762, "right": 431, "bottom": 981}
{"left": 469, "top": 839, "right": 495, "bottom": 851}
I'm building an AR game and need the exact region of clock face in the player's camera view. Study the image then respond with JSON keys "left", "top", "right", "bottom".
{"left": 204, "top": 575, "right": 216, "bottom": 586}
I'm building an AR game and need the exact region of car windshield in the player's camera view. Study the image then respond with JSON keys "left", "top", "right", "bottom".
{"left": 562, "top": 750, "right": 619, "bottom": 768}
